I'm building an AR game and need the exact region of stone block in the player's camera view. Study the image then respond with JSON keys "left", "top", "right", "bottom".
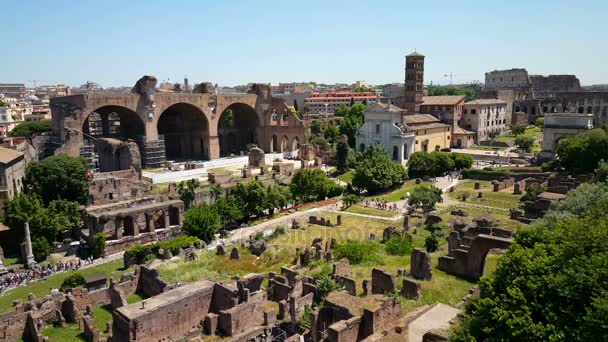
{"left": 411, "top": 248, "right": 433, "bottom": 280}
{"left": 401, "top": 279, "right": 421, "bottom": 299}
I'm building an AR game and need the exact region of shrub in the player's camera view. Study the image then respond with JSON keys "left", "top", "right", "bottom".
{"left": 32, "top": 237, "right": 51, "bottom": 262}
{"left": 124, "top": 244, "right": 156, "bottom": 264}
{"left": 157, "top": 235, "right": 200, "bottom": 255}
{"left": 314, "top": 273, "right": 342, "bottom": 304}
{"left": 342, "top": 194, "right": 359, "bottom": 208}
{"left": 521, "top": 183, "right": 546, "bottom": 202}
{"left": 61, "top": 272, "right": 86, "bottom": 290}
{"left": 407, "top": 186, "right": 442, "bottom": 212}
{"left": 425, "top": 235, "right": 440, "bottom": 253}
{"left": 511, "top": 124, "right": 526, "bottom": 136}
{"left": 384, "top": 236, "right": 413, "bottom": 256}
{"left": 515, "top": 135, "right": 535, "bottom": 152}
{"left": 297, "top": 305, "right": 314, "bottom": 329}
{"left": 457, "top": 190, "right": 472, "bottom": 201}
{"left": 334, "top": 240, "right": 383, "bottom": 265}
{"left": 183, "top": 203, "right": 222, "bottom": 242}
{"left": 91, "top": 233, "right": 106, "bottom": 258}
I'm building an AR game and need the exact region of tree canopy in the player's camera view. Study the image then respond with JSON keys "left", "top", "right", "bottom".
{"left": 556, "top": 127, "right": 608, "bottom": 174}
{"left": 452, "top": 182, "right": 608, "bottom": 341}
{"left": 407, "top": 151, "right": 472, "bottom": 178}
{"left": 25, "top": 155, "right": 89, "bottom": 204}
{"left": 183, "top": 203, "right": 222, "bottom": 243}
{"left": 290, "top": 168, "right": 343, "bottom": 202}
{"left": 407, "top": 185, "right": 442, "bottom": 212}
{"left": 8, "top": 120, "right": 52, "bottom": 142}
{"left": 351, "top": 145, "right": 407, "bottom": 194}
{"left": 426, "top": 84, "right": 481, "bottom": 101}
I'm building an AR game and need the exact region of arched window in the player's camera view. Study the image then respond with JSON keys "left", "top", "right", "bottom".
{"left": 392, "top": 146, "right": 398, "bottom": 161}
{"left": 403, "top": 144, "right": 409, "bottom": 160}
{"left": 359, "top": 143, "right": 365, "bottom": 152}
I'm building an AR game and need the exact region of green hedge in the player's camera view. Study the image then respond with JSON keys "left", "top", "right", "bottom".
{"left": 461, "top": 168, "right": 510, "bottom": 180}
{"left": 125, "top": 235, "right": 201, "bottom": 264}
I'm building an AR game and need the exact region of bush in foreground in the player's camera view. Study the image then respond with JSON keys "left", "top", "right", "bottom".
{"left": 60, "top": 272, "right": 86, "bottom": 290}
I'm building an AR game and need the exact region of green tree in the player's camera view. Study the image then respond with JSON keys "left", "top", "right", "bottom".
{"left": 535, "top": 117, "right": 545, "bottom": 128}
{"left": 515, "top": 135, "right": 535, "bottom": 152}
{"left": 25, "top": 155, "right": 89, "bottom": 204}
{"left": 91, "top": 233, "right": 106, "bottom": 258}
{"left": 556, "top": 128, "right": 608, "bottom": 174}
{"left": 335, "top": 138, "right": 350, "bottom": 172}
{"left": 424, "top": 235, "right": 439, "bottom": 253}
{"left": 290, "top": 168, "right": 343, "bottom": 202}
{"left": 210, "top": 184, "right": 222, "bottom": 203}
{"left": 3, "top": 194, "right": 80, "bottom": 245}
{"left": 213, "top": 195, "right": 244, "bottom": 226}
{"left": 178, "top": 179, "right": 200, "bottom": 209}
{"left": 352, "top": 145, "right": 407, "bottom": 194}
{"left": 183, "top": 203, "right": 222, "bottom": 242}
{"left": 60, "top": 272, "right": 86, "bottom": 290}
{"left": 450, "top": 153, "right": 474, "bottom": 170}
{"left": 323, "top": 123, "right": 340, "bottom": 143}
{"left": 407, "top": 151, "right": 461, "bottom": 178}
{"left": 264, "top": 185, "right": 292, "bottom": 215}
{"left": 407, "top": 185, "right": 442, "bottom": 212}
{"left": 310, "top": 120, "right": 323, "bottom": 136}
{"left": 427, "top": 84, "right": 481, "bottom": 101}
{"left": 232, "top": 181, "right": 268, "bottom": 218}
{"left": 32, "top": 237, "right": 51, "bottom": 262}
{"left": 8, "top": 120, "right": 52, "bottom": 143}
{"left": 487, "top": 130, "right": 500, "bottom": 142}
{"left": 511, "top": 124, "right": 526, "bottom": 136}
{"left": 593, "top": 159, "right": 608, "bottom": 183}
{"left": 520, "top": 183, "right": 546, "bottom": 202}
{"left": 452, "top": 213, "right": 608, "bottom": 341}
{"left": 342, "top": 194, "right": 359, "bottom": 208}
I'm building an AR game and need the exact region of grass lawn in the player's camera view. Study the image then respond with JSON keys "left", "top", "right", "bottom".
{"left": 93, "top": 305, "right": 113, "bottom": 335}
{"left": 496, "top": 126, "right": 543, "bottom": 143}
{"left": 126, "top": 293, "right": 145, "bottom": 304}
{"left": 466, "top": 145, "right": 508, "bottom": 151}
{"left": 157, "top": 247, "right": 293, "bottom": 284}
{"left": 0, "top": 260, "right": 130, "bottom": 314}
{"left": 368, "top": 180, "right": 432, "bottom": 202}
{"left": 448, "top": 180, "right": 523, "bottom": 210}
{"left": 343, "top": 205, "right": 399, "bottom": 218}
{"left": 42, "top": 324, "right": 84, "bottom": 342}
{"left": 336, "top": 170, "right": 354, "bottom": 184}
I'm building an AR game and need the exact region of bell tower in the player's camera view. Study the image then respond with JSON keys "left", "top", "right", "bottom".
{"left": 404, "top": 51, "right": 425, "bottom": 113}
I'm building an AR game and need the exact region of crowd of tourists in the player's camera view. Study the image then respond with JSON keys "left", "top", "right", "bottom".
{"left": 0, "top": 257, "right": 94, "bottom": 293}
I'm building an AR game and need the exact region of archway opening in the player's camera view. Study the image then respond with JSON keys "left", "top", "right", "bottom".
{"left": 158, "top": 103, "right": 209, "bottom": 161}
{"left": 82, "top": 106, "right": 145, "bottom": 170}
{"left": 169, "top": 207, "right": 180, "bottom": 226}
{"left": 218, "top": 103, "right": 259, "bottom": 157}
{"left": 123, "top": 216, "right": 135, "bottom": 237}
{"left": 271, "top": 135, "right": 279, "bottom": 152}
{"left": 281, "top": 136, "right": 289, "bottom": 152}
{"left": 83, "top": 105, "right": 144, "bottom": 141}
{"left": 292, "top": 137, "right": 300, "bottom": 152}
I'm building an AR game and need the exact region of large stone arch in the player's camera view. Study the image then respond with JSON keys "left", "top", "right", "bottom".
{"left": 291, "top": 136, "right": 300, "bottom": 151}
{"left": 82, "top": 105, "right": 145, "bottom": 141}
{"left": 217, "top": 102, "right": 259, "bottom": 157}
{"left": 281, "top": 135, "right": 289, "bottom": 152}
{"left": 157, "top": 103, "right": 209, "bottom": 161}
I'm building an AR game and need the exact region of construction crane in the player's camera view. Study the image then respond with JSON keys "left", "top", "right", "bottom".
{"left": 443, "top": 73, "right": 456, "bottom": 85}
{"left": 27, "top": 80, "right": 46, "bottom": 88}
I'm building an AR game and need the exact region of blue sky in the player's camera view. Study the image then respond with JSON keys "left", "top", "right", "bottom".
{"left": 2, "top": 0, "right": 606, "bottom": 87}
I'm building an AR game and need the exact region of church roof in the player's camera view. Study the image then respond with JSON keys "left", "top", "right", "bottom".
{"left": 422, "top": 95, "right": 465, "bottom": 106}
{"left": 364, "top": 101, "right": 404, "bottom": 113}
{"left": 407, "top": 51, "right": 425, "bottom": 57}
{"left": 403, "top": 114, "right": 440, "bottom": 125}
{"left": 464, "top": 99, "right": 507, "bottom": 106}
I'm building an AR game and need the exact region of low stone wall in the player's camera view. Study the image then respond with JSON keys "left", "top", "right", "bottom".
{"left": 492, "top": 177, "right": 515, "bottom": 192}
{"left": 218, "top": 291, "right": 267, "bottom": 336}
{"left": 137, "top": 266, "right": 170, "bottom": 298}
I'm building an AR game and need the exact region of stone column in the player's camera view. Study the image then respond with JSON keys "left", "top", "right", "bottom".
{"left": 208, "top": 136, "right": 220, "bottom": 160}
{"left": 24, "top": 222, "right": 37, "bottom": 268}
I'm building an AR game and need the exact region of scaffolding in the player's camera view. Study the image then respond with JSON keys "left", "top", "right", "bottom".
{"left": 80, "top": 139, "right": 99, "bottom": 171}
{"left": 137, "top": 135, "right": 166, "bottom": 169}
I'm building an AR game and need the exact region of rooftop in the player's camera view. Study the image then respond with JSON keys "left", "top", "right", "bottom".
{"left": 0, "top": 146, "right": 24, "bottom": 165}
{"left": 117, "top": 279, "right": 215, "bottom": 320}
{"left": 421, "top": 95, "right": 465, "bottom": 106}
{"left": 407, "top": 51, "right": 425, "bottom": 57}
{"left": 464, "top": 99, "right": 507, "bottom": 106}
{"left": 404, "top": 114, "right": 441, "bottom": 125}
{"left": 84, "top": 272, "right": 107, "bottom": 284}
